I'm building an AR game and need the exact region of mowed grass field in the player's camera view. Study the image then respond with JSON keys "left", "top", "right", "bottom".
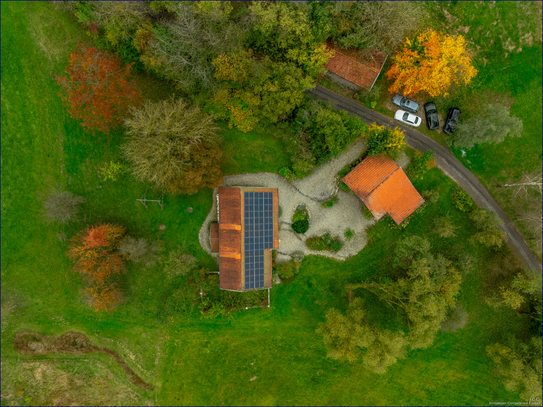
{"left": 1, "top": 2, "right": 533, "bottom": 406}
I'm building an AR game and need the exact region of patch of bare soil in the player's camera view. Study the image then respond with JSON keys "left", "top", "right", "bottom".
{"left": 13, "top": 331, "right": 153, "bottom": 391}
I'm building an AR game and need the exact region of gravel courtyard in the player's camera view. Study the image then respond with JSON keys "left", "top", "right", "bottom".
{"left": 198, "top": 140, "right": 409, "bottom": 264}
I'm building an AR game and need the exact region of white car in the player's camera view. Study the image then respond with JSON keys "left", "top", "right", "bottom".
{"left": 394, "top": 109, "right": 422, "bottom": 127}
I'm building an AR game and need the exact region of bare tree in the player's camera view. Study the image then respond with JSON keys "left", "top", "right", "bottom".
{"left": 144, "top": 2, "right": 246, "bottom": 91}
{"left": 42, "top": 189, "right": 85, "bottom": 225}
{"left": 502, "top": 172, "right": 542, "bottom": 198}
{"left": 119, "top": 236, "right": 163, "bottom": 267}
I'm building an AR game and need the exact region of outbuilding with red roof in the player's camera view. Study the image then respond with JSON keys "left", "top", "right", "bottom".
{"left": 342, "top": 155, "right": 424, "bottom": 224}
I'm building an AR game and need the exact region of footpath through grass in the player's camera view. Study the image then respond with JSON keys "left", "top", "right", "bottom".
{"left": 1, "top": 2, "right": 532, "bottom": 406}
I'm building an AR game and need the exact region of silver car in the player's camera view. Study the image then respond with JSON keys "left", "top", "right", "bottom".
{"left": 394, "top": 109, "right": 421, "bottom": 127}
{"left": 392, "top": 94, "right": 420, "bottom": 113}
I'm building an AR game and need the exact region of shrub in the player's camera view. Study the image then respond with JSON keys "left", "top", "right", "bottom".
{"left": 451, "top": 185, "right": 475, "bottom": 212}
{"left": 164, "top": 247, "right": 197, "bottom": 277}
{"left": 42, "top": 189, "right": 85, "bottom": 225}
{"left": 339, "top": 182, "right": 351, "bottom": 193}
{"left": 306, "top": 233, "right": 343, "bottom": 252}
{"left": 278, "top": 206, "right": 283, "bottom": 218}
{"left": 406, "top": 150, "right": 434, "bottom": 180}
{"left": 345, "top": 228, "right": 355, "bottom": 241}
{"left": 280, "top": 167, "right": 297, "bottom": 183}
{"left": 277, "top": 261, "right": 297, "bottom": 282}
{"left": 321, "top": 196, "right": 339, "bottom": 207}
{"left": 292, "top": 206, "right": 309, "bottom": 223}
{"left": 99, "top": 161, "right": 126, "bottom": 182}
{"left": 362, "top": 205, "right": 374, "bottom": 219}
{"left": 421, "top": 189, "right": 439, "bottom": 204}
{"left": 291, "top": 251, "right": 305, "bottom": 264}
{"left": 292, "top": 219, "right": 309, "bottom": 234}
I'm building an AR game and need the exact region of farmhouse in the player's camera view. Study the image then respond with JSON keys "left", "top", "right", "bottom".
{"left": 211, "top": 187, "right": 279, "bottom": 292}
{"left": 343, "top": 155, "right": 424, "bottom": 224}
{"left": 324, "top": 43, "right": 387, "bottom": 91}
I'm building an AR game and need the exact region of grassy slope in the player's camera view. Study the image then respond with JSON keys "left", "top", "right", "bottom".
{"left": 1, "top": 2, "right": 532, "bottom": 406}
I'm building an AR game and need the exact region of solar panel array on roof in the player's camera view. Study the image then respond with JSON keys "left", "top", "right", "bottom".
{"left": 244, "top": 192, "right": 273, "bottom": 289}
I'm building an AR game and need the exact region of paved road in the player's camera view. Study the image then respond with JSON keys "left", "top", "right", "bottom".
{"left": 307, "top": 85, "right": 541, "bottom": 271}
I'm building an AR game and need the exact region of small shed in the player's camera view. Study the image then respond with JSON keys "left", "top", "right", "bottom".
{"left": 324, "top": 44, "right": 387, "bottom": 91}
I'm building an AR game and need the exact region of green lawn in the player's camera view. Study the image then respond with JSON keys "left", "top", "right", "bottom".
{"left": 1, "top": 2, "right": 534, "bottom": 406}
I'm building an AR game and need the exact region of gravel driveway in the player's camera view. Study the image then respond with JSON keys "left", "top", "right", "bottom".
{"left": 198, "top": 140, "right": 410, "bottom": 263}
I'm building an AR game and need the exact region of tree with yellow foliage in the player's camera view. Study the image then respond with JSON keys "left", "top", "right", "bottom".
{"left": 386, "top": 30, "right": 477, "bottom": 97}
{"left": 366, "top": 123, "right": 405, "bottom": 159}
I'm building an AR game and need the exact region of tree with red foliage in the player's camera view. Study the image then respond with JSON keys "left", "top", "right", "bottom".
{"left": 67, "top": 224, "right": 127, "bottom": 312}
{"left": 67, "top": 224, "right": 126, "bottom": 283}
{"left": 56, "top": 44, "right": 142, "bottom": 134}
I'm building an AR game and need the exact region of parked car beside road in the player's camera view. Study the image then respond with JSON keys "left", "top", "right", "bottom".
{"left": 443, "top": 107, "right": 461, "bottom": 134}
{"left": 423, "top": 102, "right": 439, "bottom": 130}
{"left": 392, "top": 94, "right": 420, "bottom": 113}
{"left": 394, "top": 109, "right": 422, "bottom": 127}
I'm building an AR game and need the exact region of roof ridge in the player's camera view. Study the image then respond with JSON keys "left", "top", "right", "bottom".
{"left": 367, "top": 162, "right": 401, "bottom": 196}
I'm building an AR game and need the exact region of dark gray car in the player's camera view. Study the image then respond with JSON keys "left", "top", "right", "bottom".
{"left": 424, "top": 102, "right": 439, "bottom": 130}
{"left": 392, "top": 94, "right": 420, "bottom": 113}
{"left": 443, "top": 107, "right": 461, "bottom": 134}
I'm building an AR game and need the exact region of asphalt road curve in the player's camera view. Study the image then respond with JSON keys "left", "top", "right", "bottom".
{"left": 306, "top": 84, "right": 541, "bottom": 271}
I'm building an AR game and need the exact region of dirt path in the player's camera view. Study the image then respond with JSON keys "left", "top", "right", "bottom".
{"left": 306, "top": 85, "right": 541, "bottom": 271}
{"left": 13, "top": 331, "right": 153, "bottom": 391}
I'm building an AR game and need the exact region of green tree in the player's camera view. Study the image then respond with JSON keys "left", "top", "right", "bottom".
{"left": 313, "top": 109, "right": 367, "bottom": 157}
{"left": 211, "top": 51, "right": 314, "bottom": 132}
{"left": 122, "top": 98, "right": 221, "bottom": 193}
{"left": 487, "top": 336, "right": 542, "bottom": 404}
{"left": 317, "top": 299, "right": 408, "bottom": 373}
{"left": 248, "top": 1, "right": 333, "bottom": 76}
{"left": 469, "top": 208, "right": 507, "bottom": 249}
{"left": 319, "top": 237, "right": 462, "bottom": 372}
{"left": 454, "top": 104, "right": 523, "bottom": 148}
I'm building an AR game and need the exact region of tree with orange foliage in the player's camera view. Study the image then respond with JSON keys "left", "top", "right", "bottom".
{"left": 81, "top": 284, "right": 123, "bottom": 313}
{"left": 67, "top": 224, "right": 126, "bottom": 312}
{"left": 56, "top": 44, "right": 142, "bottom": 134}
{"left": 386, "top": 30, "right": 477, "bottom": 97}
{"left": 67, "top": 224, "right": 126, "bottom": 283}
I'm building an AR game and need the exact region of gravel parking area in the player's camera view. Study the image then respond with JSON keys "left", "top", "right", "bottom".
{"left": 198, "top": 139, "right": 409, "bottom": 263}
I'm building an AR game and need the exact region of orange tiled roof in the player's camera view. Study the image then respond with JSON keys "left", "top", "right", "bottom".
{"left": 324, "top": 44, "right": 387, "bottom": 90}
{"left": 342, "top": 155, "right": 424, "bottom": 224}
{"left": 218, "top": 187, "right": 242, "bottom": 291}
{"left": 217, "top": 187, "right": 278, "bottom": 291}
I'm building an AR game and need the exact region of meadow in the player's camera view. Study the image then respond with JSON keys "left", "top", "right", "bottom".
{"left": 1, "top": 2, "right": 535, "bottom": 406}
